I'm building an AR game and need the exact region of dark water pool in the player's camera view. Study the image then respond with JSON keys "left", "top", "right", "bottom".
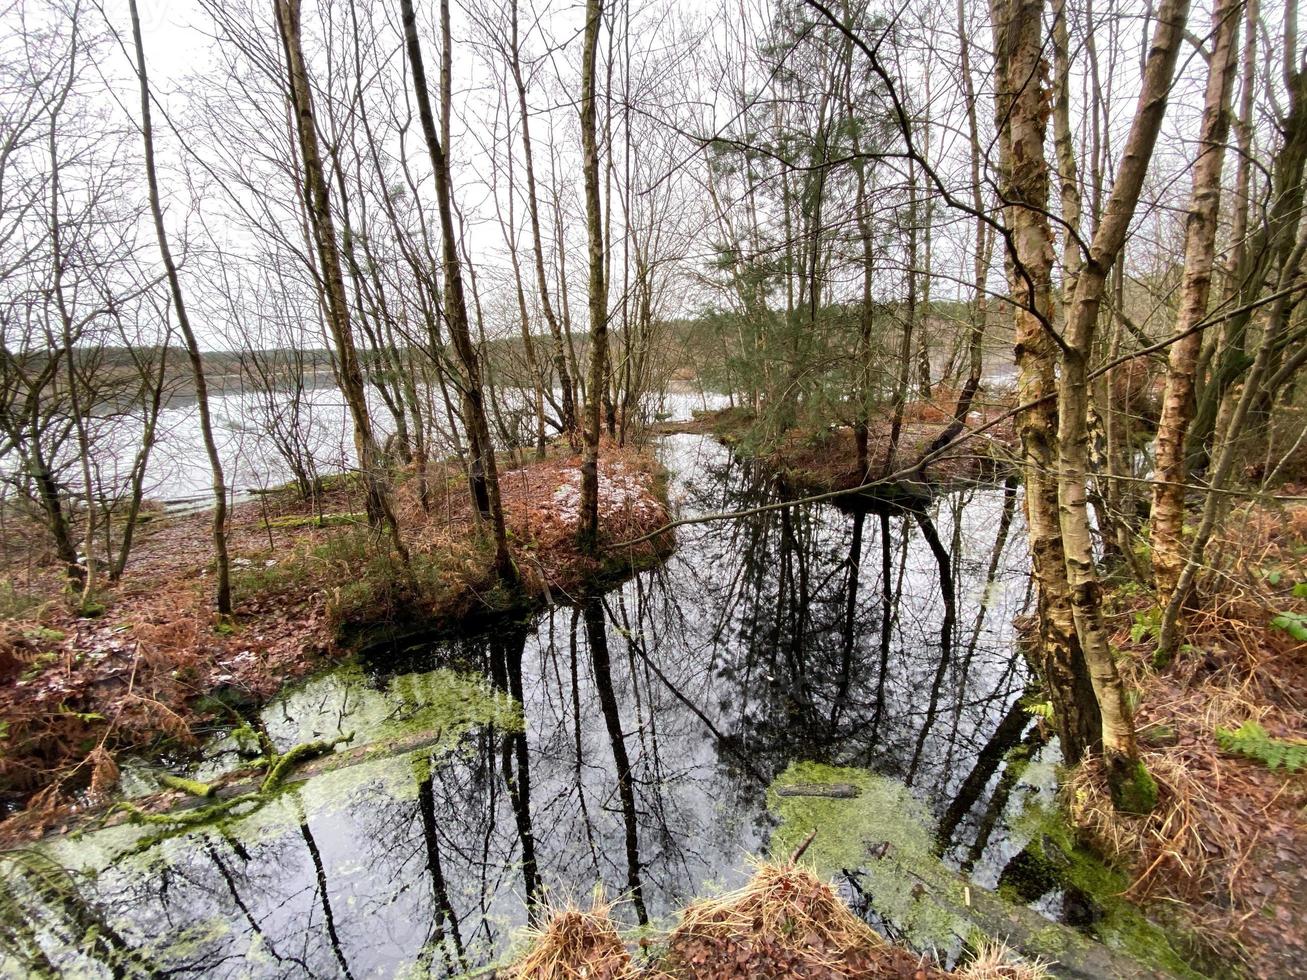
{"left": 3, "top": 433, "right": 1056, "bottom": 978}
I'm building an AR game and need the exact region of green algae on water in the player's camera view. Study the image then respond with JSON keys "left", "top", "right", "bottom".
{"left": 766, "top": 762, "right": 961, "bottom": 950}
{"left": 259, "top": 663, "right": 522, "bottom": 757}
{"left": 45, "top": 667, "right": 521, "bottom": 875}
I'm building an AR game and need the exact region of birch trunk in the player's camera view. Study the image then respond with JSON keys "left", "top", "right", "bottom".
{"left": 1056, "top": 0, "right": 1189, "bottom": 810}
{"left": 992, "top": 0, "right": 1102, "bottom": 764}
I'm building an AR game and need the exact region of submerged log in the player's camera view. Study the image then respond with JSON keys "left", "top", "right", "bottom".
{"left": 775, "top": 782, "right": 862, "bottom": 799}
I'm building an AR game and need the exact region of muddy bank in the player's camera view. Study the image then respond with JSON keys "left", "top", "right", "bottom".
{"left": 0, "top": 443, "right": 673, "bottom": 841}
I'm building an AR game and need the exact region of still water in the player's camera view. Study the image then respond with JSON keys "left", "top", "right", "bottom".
{"left": 4, "top": 433, "right": 1048, "bottom": 977}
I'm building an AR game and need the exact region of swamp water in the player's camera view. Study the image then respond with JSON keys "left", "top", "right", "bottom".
{"left": 6, "top": 433, "right": 1098, "bottom": 978}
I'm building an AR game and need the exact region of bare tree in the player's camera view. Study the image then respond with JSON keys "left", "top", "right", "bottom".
{"left": 273, "top": 0, "right": 409, "bottom": 566}
{"left": 128, "top": 0, "right": 233, "bottom": 613}
{"left": 400, "top": 0, "right": 514, "bottom": 579}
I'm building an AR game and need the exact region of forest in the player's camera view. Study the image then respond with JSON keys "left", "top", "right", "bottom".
{"left": 1, "top": 0, "right": 1305, "bottom": 975}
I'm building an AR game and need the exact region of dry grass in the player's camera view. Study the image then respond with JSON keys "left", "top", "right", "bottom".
{"left": 510, "top": 894, "right": 635, "bottom": 980}
{"left": 509, "top": 867, "right": 1061, "bottom": 979}
{"left": 954, "top": 941, "right": 1052, "bottom": 980}
{"left": 661, "top": 862, "right": 942, "bottom": 979}
{"left": 511, "top": 862, "right": 948, "bottom": 979}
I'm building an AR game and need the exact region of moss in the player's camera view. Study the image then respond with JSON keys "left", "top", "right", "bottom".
{"left": 23, "top": 627, "right": 65, "bottom": 644}
{"left": 257, "top": 663, "right": 521, "bottom": 757}
{"left": 156, "top": 774, "right": 216, "bottom": 798}
{"left": 259, "top": 734, "right": 350, "bottom": 792}
{"left": 1108, "top": 758, "right": 1159, "bottom": 814}
{"left": 262, "top": 512, "right": 364, "bottom": 530}
{"left": 49, "top": 666, "right": 522, "bottom": 882}
{"left": 766, "top": 762, "right": 961, "bottom": 949}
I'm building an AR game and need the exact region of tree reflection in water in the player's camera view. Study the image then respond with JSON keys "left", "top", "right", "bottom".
{"left": 14, "top": 434, "right": 1043, "bottom": 977}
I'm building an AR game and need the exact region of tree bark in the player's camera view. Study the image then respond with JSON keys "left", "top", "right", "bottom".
{"left": 1055, "top": 0, "right": 1189, "bottom": 810}
{"left": 992, "top": 0, "right": 1102, "bottom": 765}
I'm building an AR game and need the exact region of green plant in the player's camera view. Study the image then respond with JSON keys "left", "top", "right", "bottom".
{"left": 231, "top": 554, "right": 312, "bottom": 603}
{"left": 23, "top": 627, "right": 64, "bottom": 644}
{"left": 1024, "top": 699, "right": 1055, "bottom": 722}
{"left": 0, "top": 581, "right": 46, "bottom": 621}
{"left": 1270, "top": 611, "right": 1307, "bottom": 643}
{"left": 1215, "top": 721, "right": 1307, "bottom": 772}
{"left": 1130, "top": 606, "right": 1162, "bottom": 645}
{"left": 19, "top": 652, "right": 59, "bottom": 683}
{"left": 1151, "top": 642, "right": 1192, "bottom": 671}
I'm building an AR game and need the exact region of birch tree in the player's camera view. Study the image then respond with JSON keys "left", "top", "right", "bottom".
{"left": 1150, "top": 0, "right": 1241, "bottom": 605}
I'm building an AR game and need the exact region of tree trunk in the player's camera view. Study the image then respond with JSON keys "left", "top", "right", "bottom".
{"left": 1055, "top": 0, "right": 1189, "bottom": 811}
{"left": 509, "top": 0, "right": 579, "bottom": 446}
{"left": 577, "top": 0, "right": 607, "bottom": 553}
{"left": 399, "top": 0, "right": 517, "bottom": 579}
{"left": 992, "top": 0, "right": 1102, "bottom": 765}
{"left": 1151, "top": 0, "right": 1240, "bottom": 604}
{"left": 1159, "top": 225, "right": 1307, "bottom": 655}
{"left": 274, "top": 0, "right": 408, "bottom": 573}
{"left": 923, "top": 0, "right": 987, "bottom": 460}
{"left": 1187, "top": 42, "right": 1307, "bottom": 468}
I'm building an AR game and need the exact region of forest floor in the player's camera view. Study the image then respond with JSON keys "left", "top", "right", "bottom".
{"left": 0, "top": 440, "right": 672, "bottom": 843}
{"left": 1073, "top": 499, "right": 1307, "bottom": 977}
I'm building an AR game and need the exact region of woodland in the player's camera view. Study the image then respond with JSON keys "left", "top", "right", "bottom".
{"left": 0, "top": 0, "right": 1305, "bottom": 976}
